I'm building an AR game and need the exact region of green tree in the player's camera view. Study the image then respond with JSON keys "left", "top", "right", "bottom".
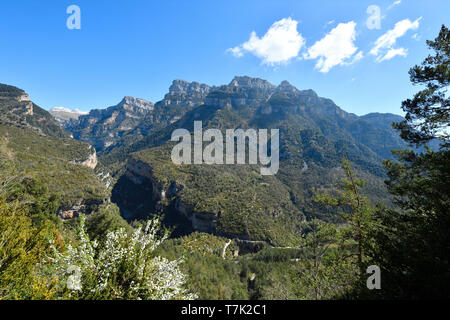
{"left": 370, "top": 25, "right": 450, "bottom": 299}
{"left": 394, "top": 25, "right": 449, "bottom": 145}
{"left": 296, "top": 219, "right": 356, "bottom": 300}
{"left": 314, "top": 158, "right": 377, "bottom": 276}
{"left": 0, "top": 199, "right": 61, "bottom": 299}
{"left": 85, "top": 203, "right": 132, "bottom": 241}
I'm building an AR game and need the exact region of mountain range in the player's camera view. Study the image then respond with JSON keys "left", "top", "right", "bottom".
{"left": 0, "top": 77, "right": 412, "bottom": 245}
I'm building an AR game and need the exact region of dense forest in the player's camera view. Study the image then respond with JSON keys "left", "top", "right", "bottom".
{"left": 0, "top": 26, "right": 448, "bottom": 300}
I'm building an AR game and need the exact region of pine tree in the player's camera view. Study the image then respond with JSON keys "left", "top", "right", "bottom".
{"left": 314, "top": 158, "right": 376, "bottom": 276}
{"left": 394, "top": 25, "right": 449, "bottom": 146}
{"left": 371, "top": 25, "right": 450, "bottom": 299}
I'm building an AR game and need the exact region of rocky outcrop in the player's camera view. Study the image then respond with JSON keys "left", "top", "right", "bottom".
{"left": 125, "top": 157, "right": 155, "bottom": 184}
{"left": 229, "top": 76, "right": 276, "bottom": 91}
{"left": 72, "top": 146, "right": 98, "bottom": 169}
{"left": 124, "top": 157, "right": 217, "bottom": 233}
{"left": 0, "top": 84, "right": 70, "bottom": 138}
{"left": 205, "top": 95, "right": 233, "bottom": 109}
{"left": 57, "top": 199, "right": 104, "bottom": 220}
{"left": 169, "top": 80, "right": 211, "bottom": 96}
{"left": 174, "top": 198, "right": 217, "bottom": 233}
{"left": 0, "top": 88, "right": 33, "bottom": 115}
{"left": 17, "top": 94, "right": 30, "bottom": 102}
{"left": 80, "top": 150, "right": 98, "bottom": 169}
{"left": 205, "top": 76, "right": 276, "bottom": 109}
{"left": 118, "top": 96, "right": 154, "bottom": 113}
{"left": 160, "top": 80, "right": 212, "bottom": 108}
{"left": 68, "top": 96, "right": 154, "bottom": 150}
{"left": 58, "top": 203, "right": 84, "bottom": 220}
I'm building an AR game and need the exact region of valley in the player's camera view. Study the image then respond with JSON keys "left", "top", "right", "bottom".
{"left": 40, "top": 76, "right": 407, "bottom": 244}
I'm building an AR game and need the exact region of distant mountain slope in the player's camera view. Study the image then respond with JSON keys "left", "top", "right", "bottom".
{"left": 65, "top": 80, "right": 213, "bottom": 152}
{"left": 360, "top": 113, "right": 405, "bottom": 130}
{"left": 66, "top": 96, "right": 155, "bottom": 150}
{"left": 0, "top": 84, "right": 107, "bottom": 215}
{"left": 0, "top": 84, "right": 71, "bottom": 139}
{"left": 49, "top": 107, "right": 88, "bottom": 126}
{"left": 100, "top": 77, "right": 408, "bottom": 169}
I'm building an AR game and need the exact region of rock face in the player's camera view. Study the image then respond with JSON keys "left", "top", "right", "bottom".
{"left": 57, "top": 199, "right": 104, "bottom": 220}
{"left": 205, "top": 76, "right": 275, "bottom": 108}
{"left": 0, "top": 83, "right": 70, "bottom": 138}
{"left": 169, "top": 79, "right": 211, "bottom": 95}
{"left": 65, "top": 81, "right": 213, "bottom": 152}
{"left": 202, "top": 76, "right": 349, "bottom": 117}
{"left": 160, "top": 79, "right": 213, "bottom": 107}
{"left": 173, "top": 199, "right": 217, "bottom": 233}
{"left": 229, "top": 76, "right": 275, "bottom": 91}
{"left": 79, "top": 149, "right": 98, "bottom": 169}
{"left": 123, "top": 157, "right": 217, "bottom": 233}
{"left": 67, "top": 96, "right": 155, "bottom": 150}
{"left": 118, "top": 96, "right": 154, "bottom": 113}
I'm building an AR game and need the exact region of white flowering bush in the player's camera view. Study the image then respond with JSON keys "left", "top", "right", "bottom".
{"left": 44, "top": 216, "right": 197, "bottom": 300}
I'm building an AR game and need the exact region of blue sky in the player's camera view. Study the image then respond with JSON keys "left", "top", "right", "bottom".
{"left": 0, "top": 0, "right": 448, "bottom": 115}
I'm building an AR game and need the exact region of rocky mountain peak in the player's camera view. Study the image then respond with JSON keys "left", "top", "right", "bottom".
{"left": 277, "top": 80, "right": 299, "bottom": 93}
{"left": 229, "top": 76, "right": 276, "bottom": 91}
{"left": 119, "top": 96, "right": 154, "bottom": 111}
{"left": 298, "top": 89, "right": 318, "bottom": 98}
{"left": 0, "top": 83, "right": 70, "bottom": 138}
{"left": 279, "top": 80, "right": 294, "bottom": 87}
{"left": 161, "top": 80, "right": 212, "bottom": 108}
{"left": 0, "top": 84, "right": 32, "bottom": 115}
{"left": 0, "top": 83, "right": 30, "bottom": 102}
{"left": 169, "top": 80, "right": 211, "bottom": 95}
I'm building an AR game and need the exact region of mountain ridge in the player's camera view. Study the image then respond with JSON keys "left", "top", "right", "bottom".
{"left": 84, "top": 76, "right": 411, "bottom": 243}
{"left": 1, "top": 78, "right": 413, "bottom": 244}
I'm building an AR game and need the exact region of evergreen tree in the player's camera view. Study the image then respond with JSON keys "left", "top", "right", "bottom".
{"left": 296, "top": 219, "right": 356, "bottom": 300}
{"left": 370, "top": 25, "right": 450, "bottom": 299}
{"left": 314, "top": 158, "right": 377, "bottom": 276}
{"left": 394, "top": 25, "right": 449, "bottom": 146}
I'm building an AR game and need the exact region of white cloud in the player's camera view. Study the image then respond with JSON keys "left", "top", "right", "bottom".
{"left": 377, "top": 47, "right": 408, "bottom": 62}
{"left": 346, "top": 50, "right": 364, "bottom": 64}
{"left": 412, "top": 33, "right": 421, "bottom": 41}
{"left": 303, "top": 21, "right": 361, "bottom": 73}
{"left": 227, "top": 17, "right": 305, "bottom": 65}
{"left": 370, "top": 17, "right": 421, "bottom": 62}
{"left": 227, "top": 47, "right": 244, "bottom": 58}
{"left": 388, "top": 0, "right": 402, "bottom": 10}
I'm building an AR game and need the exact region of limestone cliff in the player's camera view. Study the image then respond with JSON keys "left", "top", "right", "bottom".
{"left": 0, "top": 83, "right": 70, "bottom": 138}
{"left": 124, "top": 157, "right": 217, "bottom": 233}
